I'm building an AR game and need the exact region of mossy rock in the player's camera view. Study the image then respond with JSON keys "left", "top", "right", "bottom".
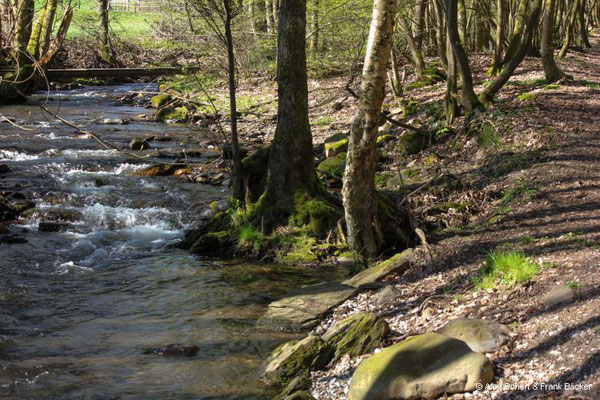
{"left": 261, "top": 335, "right": 334, "bottom": 387}
{"left": 156, "top": 105, "right": 190, "bottom": 122}
{"left": 284, "top": 391, "right": 317, "bottom": 400}
{"left": 376, "top": 134, "right": 395, "bottom": 145}
{"left": 188, "top": 231, "right": 231, "bottom": 255}
{"left": 136, "top": 164, "right": 180, "bottom": 177}
{"left": 347, "top": 333, "right": 494, "bottom": 400}
{"left": 344, "top": 249, "right": 414, "bottom": 288}
{"left": 317, "top": 152, "right": 346, "bottom": 179}
{"left": 323, "top": 312, "right": 389, "bottom": 364}
{"left": 324, "top": 138, "right": 349, "bottom": 158}
{"left": 151, "top": 94, "right": 171, "bottom": 108}
{"left": 397, "top": 132, "right": 428, "bottom": 155}
{"left": 272, "top": 373, "right": 312, "bottom": 400}
{"left": 289, "top": 192, "right": 340, "bottom": 236}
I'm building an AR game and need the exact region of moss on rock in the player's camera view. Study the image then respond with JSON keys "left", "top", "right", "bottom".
{"left": 151, "top": 94, "right": 171, "bottom": 108}
{"left": 289, "top": 192, "right": 340, "bottom": 236}
{"left": 397, "top": 132, "right": 428, "bottom": 155}
{"left": 261, "top": 335, "right": 334, "bottom": 387}
{"left": 324, "top": 138, "right": 349, "bottom": 158}
{"left": 323, "top": 312, "right": 389, "bottom": 363}
{"left": 317, "top": 152, "right": 346, "bottom": 179}
{"left": 156, "top": 105, "right": 190, "bottom": 122}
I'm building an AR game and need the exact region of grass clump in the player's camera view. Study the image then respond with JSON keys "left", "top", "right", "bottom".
{"left": 566, "top": 281, "right": 581, "bottom": 289}
{"left": 517, "top": 92, "right": 536, "bottom": 102}
{"left": 472, "top": 250, "right": 539, "bottom": 290}
{"left": 501, "top": 178, "right": 537, "bottom": 203}
{"left": 520, "top": 234, "right": 535, "bottom": 244}
{"left": 477, "top": 122, "right": 502, "bottom": 150}
{"left": 543, "top": 84, "right": 562, "bottom": 91}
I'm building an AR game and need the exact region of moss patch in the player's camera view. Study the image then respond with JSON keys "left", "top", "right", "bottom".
{"left": 151, "top": 94, "right": 171, "bottom": 108}
{"left": 317, "top": 152, "right": 346, "bottom": 178}
{"left": 324, "top": 138, "right": 348, "bottom": 158}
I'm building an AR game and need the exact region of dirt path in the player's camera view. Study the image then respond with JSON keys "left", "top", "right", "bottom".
{"left": 311, "top": 33, "right": 600, "bottom": 400}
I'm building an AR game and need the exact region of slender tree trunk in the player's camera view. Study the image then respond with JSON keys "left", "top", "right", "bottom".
{"left": 11, "top": 0, "right": 34, "bottom": 65}
{"left": 503, "top": 0, "right": 528, "bottom": 64}
{"left": 559, "top": 0, "right": 580, "bottom": 57}
{"left": 272, "top": 0, "right": 279, "bottom": 29}
{"left": 447, "top": 0, "right": 481, "bottom": 112}
{"left": 577, "top": 0, "right": 591, "bottom": 46}
{"left": 489, "top": 0, "right": 507, "bottom": 76}
{"left": 26, "top": 0, "right": 46, "bottom": 58}
{"left": 541, "top": 0, "right": 566, "bottom": 82}
{"left": 223, "top": 0, "right": 244, "bottom": 204}
{"left": 309, "top": 0, "right": 318, "bottom": 52}
{"left": 98, "top": 0, "right": 114, "bottom": 65}
{"left": 414, "top": 0, "right": 427, "bottom": 49}
{"left": 445, "top": 30, "right": 459, "bottom": 123}
{"left": 38, "top": 0, "right": 58, "bottom": 56}
{"left": 479, "top": 0, "right": 543, "bottom": 103}
{"left": 342, "top": 0, "right": 397, "bottom": 261}
{"left": 457, "top": 0, "right": 466, "bottom": 46}
{"left": 401, "top": 15, "right": 425, "bottom": 78}
{"left": 389, "top": 42, "right": 403, "bottom": 97}
{"left": 265, "top": 0, "right": 273, "bottom": 33}
{"left": 434, "top": 0, "right": 448, "bottom": 69}
{"left": 248, "top": 0, "right": 257, "bottom": 38}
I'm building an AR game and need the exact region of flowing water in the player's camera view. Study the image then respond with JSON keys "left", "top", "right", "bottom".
{"left": 0, "top": 85, "right": 346, "bottom": 399}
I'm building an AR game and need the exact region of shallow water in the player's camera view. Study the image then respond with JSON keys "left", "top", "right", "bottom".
{"left": 0, "top": 85, "right": 345, "bottom": 399}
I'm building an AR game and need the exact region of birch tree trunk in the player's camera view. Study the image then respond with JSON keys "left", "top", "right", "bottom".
{"left": 309, "top": 0, "right": 318, "bottom": 52}
{"left": 265, "top": 0, "right": 273, "bottom": 33}
{"left": 342, "top": 0, "right": 397, "bottom": 260}
{"left": 489, "top": 0, "right": 506, "bottom": 76}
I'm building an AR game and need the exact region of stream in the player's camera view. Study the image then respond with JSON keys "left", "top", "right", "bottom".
{"left": 0, "top": 84, "right": 345, "bottom": 399}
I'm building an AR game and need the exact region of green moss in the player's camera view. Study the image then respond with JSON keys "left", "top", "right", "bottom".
{"left": 151, "top": 94, "right": 171, "bottom": 108}
{"left": 376, "top": 134, "right": 395, "bottom": 144}
{"left": 517, "top": 92, "right": 536, "bottom": 102}
{"left": 317, "top": 152, "right": 346, "bottom": 178}
{"left": 156, "top": 105, "right": 190, "bottom": 121}
{"left": 323, "top": 312, "right": 389, "bottom": 363}
{"left": 289, "top": 192, "right": 339, "bottom": 236}
{"left": 238, "top": 224, "right": 268, "bottom": 254}
{"left": 501, "top": 178, "right": 537, "bottom": 203}
{"left": 543, "top": 84, "right": 562, "bottom": 91}
{"left": 324, "top": 138, "right": 348, "bottom": 158}
{"left": 189, "top": 231, "right": 231, "bottom": 255}
{"left": 263, "top": 335, "right": 333, "bottom": 387}
{"left": 402, "top": 100, "right": 420, "bottom": 117}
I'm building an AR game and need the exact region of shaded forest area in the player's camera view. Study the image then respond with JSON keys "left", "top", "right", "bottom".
{"left": 2, "top": 0, "right": 600, "bottom": 399}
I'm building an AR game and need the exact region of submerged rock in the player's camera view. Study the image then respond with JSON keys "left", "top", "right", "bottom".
{"left": 0, "top": 164, "right": 10, "bottom": 173}
{"left": 257, "top": 282, "right": 357, "bottom": 332}
{"left": 323, "top": 312, "right": 389, "bottom": 364}
{"left": 99, "top": 118, "right": 130, "bottom": 125}
{"left": 437, "top": 318, "right": 510, "bottom": 353}
{"left": 135, "top": 164, "right": 180, "bottom": 177}
{"left": 261, "top": 335, "right": 333, "bottom": 387}
{"left": 143, "top": 344, "right": 199, "bottom": 357}
{"left": 344, "top": 249, "right": 414, "bottom": 288}
{"left": 129, "top": 137, "right": 151, "bottom": 151}
{"left": 348, "top": 333, "right": 494, "bottom": 400}
{"left": 38, "top": 221, "right": 70, "bottom": 232}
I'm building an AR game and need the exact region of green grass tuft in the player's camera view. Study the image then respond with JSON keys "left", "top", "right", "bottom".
{"left": 473, "top": 251, "right": 539, "bottom": 290}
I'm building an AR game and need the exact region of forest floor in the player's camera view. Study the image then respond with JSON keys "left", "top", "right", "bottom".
{"left": 302, "top": 35, "right": 600, "bottom": 400}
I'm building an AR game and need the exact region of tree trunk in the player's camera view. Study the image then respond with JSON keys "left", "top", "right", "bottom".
{"left": 457, "top": 0, "right": 467, "bottom": 46}
{"left": 479, "top": 0, "right": 543, "bottom": 104}
{"left": 253, "top": 0, "right": 319, "bottom": 228}
{"left": 577, "top": 0, "right": 591, "bottom": 47}
{"left": 559, "top": 0, "right": 580, "bottom": 58}
{"left": 389, "top": 43, "right": 403, "bottom": 97}
{"left": 223, "top": 0, "right": 244, "bottom": 204}
{"left": 434, "top": 0, "right": 448, "bottom": 69}
{"left": 38, "top": 0, "right": 58, "bottom": 56}
{"left": 26, "top": 0, "right": 46, "bottom": 58}
{"left": 445, "top": 28, "right": 459, "bottom": 123}
{"left": 265, "top": 0, "right": 273, "bottom": 33}
{"left": 489, "top": 0, "right": 506, "bottom": 76}
{"left": 98, "top": 0, "right": 114, "bottom": 65}
{"left": 541, "top": 0, "right": 565, "bottom": 82}
{"left": 11, "top": 0, "right": 34, "bottom": 65}
{"left": 401, "top": 16, "right": 425, "bottom": 78}
{"left": 342, "top": 0, "right": 397, "bottom": 261}
{"left": 248, "top": 0, "right": 257, "bottom": 38}
{"left": 414, "top": 0, "right": 427, "bottom": 49}
{"left": 503, "top": 0, "right": 528, "bottom": 64}
{"left": 272, "top": 0, "right": 279, "bottom": 29}
{"left": 447, "top": 0, "right": 482, "bottom": 113}
{"left": 309, "top": 0, "right": 318, "bottom": 52}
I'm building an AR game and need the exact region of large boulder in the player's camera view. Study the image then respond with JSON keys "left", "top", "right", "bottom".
{"left": 344, "top": 249, "right": 414, "bottom": 288}
{"left": 397, "top": 131, "right": 428, "bottom": 155}
{"left": 324, "top": 138, "right": 349, "bottom": 158}
{"left": 348, "top": 333, "right": 494, "bottom": 400}
{"left": 436, "top": 318, "right": 510, "bottom": 353}
{"left": 540, "top": 284, "right": 575, "bottom": 308}
{"left": 317, "top": 152, "right": 346, "bottom": 179}
{"left": 261, "top": 335, "right": 333, "bottom": 387}
{"left": 257, "top": 282, "right": 357, "bottom": 332}
{"left": 323, "top": 312, "right": 389, "bottom": 364}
